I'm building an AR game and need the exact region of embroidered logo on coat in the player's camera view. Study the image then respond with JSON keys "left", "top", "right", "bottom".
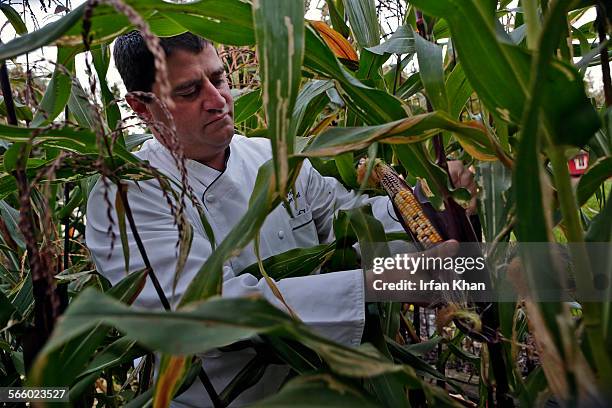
{"left": 283, "top": 190, "right": 309, "bottom": 218}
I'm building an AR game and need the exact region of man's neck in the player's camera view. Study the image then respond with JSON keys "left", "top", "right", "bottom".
{"left": 197, "top": 148, "right": 229, "bottom": 171}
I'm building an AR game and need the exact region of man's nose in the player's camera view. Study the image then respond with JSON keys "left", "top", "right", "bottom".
{"left": 202, "top": 80, "right": 226, "bottom": 112}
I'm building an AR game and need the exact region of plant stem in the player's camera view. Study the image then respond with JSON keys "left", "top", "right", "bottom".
{"left": 63, "top": 183, "right": 71, "bottom": 271}
{"left": 392, "top": 54, "right": 401, "bottom": 95}
{"left": 522, "top": 0, "right": 541, "bottom": 50}
{"left": 0, "top": 62, "right": 17, "bottom": 125}
{"left": 116, "top": 182, "right": 171, "bottom": 311}
{"left": 547, "top": 148, "right": 584, "bottom": 244}
{"left": 547, "top": 144, "right": 612, "bottom": 385}
{"left": 596, "top": 2, "right": 611, "bottom": 107}
{"left": 3, "top": 50, "right": 60, "bottom": 369}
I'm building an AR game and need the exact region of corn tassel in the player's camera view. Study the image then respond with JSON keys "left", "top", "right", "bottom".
{"left": 357, "top": 158, "right": 443, "bottom": 247}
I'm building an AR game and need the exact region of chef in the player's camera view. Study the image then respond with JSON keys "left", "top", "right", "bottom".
{"left": 85, "top": 31, "right": 473, "bottom": 407}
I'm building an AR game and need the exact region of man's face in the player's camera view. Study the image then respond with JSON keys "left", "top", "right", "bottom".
{"left": 150, "top": 45, "right": 234, "bottom": 165}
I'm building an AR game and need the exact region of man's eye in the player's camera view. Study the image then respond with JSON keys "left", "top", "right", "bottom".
{"left": 177, "top": 88, "right": 198, "bottom": 98}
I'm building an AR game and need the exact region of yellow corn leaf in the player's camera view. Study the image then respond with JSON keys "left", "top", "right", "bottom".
{"left": 153, "top": 354, "right": 191, "bottom": 408}
{"left": 309, "top": 112, "right": 338, "bottom": 136}
{"left": 309, "top": 20, "right": 358, "bottom": 62}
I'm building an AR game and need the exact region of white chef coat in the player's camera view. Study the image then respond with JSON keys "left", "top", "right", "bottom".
{"left": 85, "top": 134, "right": 404, "bottom": 407}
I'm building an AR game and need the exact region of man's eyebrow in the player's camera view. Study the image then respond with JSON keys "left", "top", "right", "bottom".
{"left": 209, "top": 67, "right": 226, "bottom": 77}
{"left": 172, "top": 68, "right": 225, "bottom": 92}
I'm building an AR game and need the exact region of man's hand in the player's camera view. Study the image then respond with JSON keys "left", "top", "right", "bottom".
{"left": 365, "top": 239, "right": 460, "bottom": 304}
{"left": 448, "top": 160, "right": 477, "bottom": 215}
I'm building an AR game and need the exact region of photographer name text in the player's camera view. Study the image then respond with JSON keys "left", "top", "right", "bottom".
{"left": 372, "top": 279, "right": 485, "bottom": 291}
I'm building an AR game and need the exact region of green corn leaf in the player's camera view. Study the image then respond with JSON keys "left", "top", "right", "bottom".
{"left": 396, "top": 71, "right": 423, "bottom": 101}
{"left": 586, "top": 190, "right": 612, "bottom": 243}
{"left": 366, "top": 25, "right": 415, "bottom": 56}
{"left": 158, "top": 11, "right": 252, "bottom": 46}
{"left": 413, "top": 29, "right": 449, "bottom": 112}
{"left": 300, "top": 111, "right": 494, "bottom": 160}
{"left": 296, "top": 93, "right": 331, "bottom": 137}
{"left": 517, "top": 367, "right": 548, "bottom": 408}
{"left": 290, "top": 80, "right": 334, "bottom": 139}
{"left": 0, "top": 0, "right": 254, "bottom": 62}
{"left": 334, "top": 152, "right": 358, "bottom": 188}
{"left": 476, "top": 161, "right": 513, "bottom": 243}
{"left": 410, "top": 0, "right": 600, "bottom": 147}
{"left": 3, "top": 142, "right": 29, "bottom": 173}
{"left": 386, "top": 339, "right": 459, "bottom": 388}
{"left": 262, "top": 335, "right": 324, "bottom": 374}
{"left": 304, "top": 26, "right": 462, "bottom": 206}
{"left": 446, "top": 63, "right": 473, "bottom": 120}
{"left": 145, "top": 13, "right": 187, "bottom": 37}
{"left": 0, "top": 289, "right": 18, "bottom": 328}
{"left": 173, "top": 216, "right": 193, "bottom": 299}
{"left": 513, "top": 0, "right": 607, "bottom": 398}
{"left": 304, "top": 27, "right": 406, "bottom": 125}
{"left": 340, "top": 204, "right": 389, "bottom": 266}
{"left": 253, "top": 0, "right": 305, "bottom": 195}
{"left": 8, "top": 271, "right": 32, "bottom": 317}
{"left": 252, "top": 375, "right": 380, "bottom": 407}
{"left": 448, "top": 343, "right": 480, "bottom": 365}
{"left": 0, "top": 124, "right": 138, "bottom": 164}
{"left": 31, "top": 47, "right": 76, "bottom": 127}
{"left": 125, "top": 133, "right": 153, "bottom": 150}
{"left": 576, "top": 156, "right": 612, "bottom": 207}
{"left": 239, "top": 243, "right": 336, "bottom": 280}
{"left": 360, "top": 25, "right": 415, "bottom": 82}
{"left": 234, "top": 89, "right": 262, "bottom": 124}
{"left": 344, "top": 0, "right": 379, "bottom": 48}
{"left": 34, "top": 287, "right": 299, "bottom": 354}
{"left": 0, "top": 97, "right": 33, "bottom": 122}
{"left": 67, "top": 80, "right": 95, "bottom": 129}
{"left": 115, "top": 187, "right": 130, "bottom": 274}
{"left": 0, "top": 4, "right": 27, "bottom": 35}
{"left": 0, "top": 3, "right": 89, "bottom": 60}
{"left": 39, "top": 287, "right": 433, "bottom": 388}
{"left": 56, "top": 185, "right": 83, "bottom": 222}
{"left": 91, "top": 43, "right": 122, "bottom": 132}
{"left": 0, "top": 201, "right": 24, "bottom": 250}
{"left": 339, "top": 206, "right": 401, "bottom": 358}
{"left": 74, "top": 337, "right": 145, "bottom": 381}
{"left": 401, "top": 336, "right": 443, "bottom": 357}
{"left": 325, "top": 0, "right": 350, "bottom": 38}
{"left": 29, "top": 269, "right": 148, "bottom": 388}
{"left": 149, "top": 0, "right": 255, "bottom": 45}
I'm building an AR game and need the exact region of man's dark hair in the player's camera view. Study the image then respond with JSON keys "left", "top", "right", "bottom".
{"left": 113, "top": 31, "right": 210, "bottom": 92}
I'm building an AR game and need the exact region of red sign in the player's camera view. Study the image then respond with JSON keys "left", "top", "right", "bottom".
{"left": 568, "top": 151, "right": 589, "bottom": 176}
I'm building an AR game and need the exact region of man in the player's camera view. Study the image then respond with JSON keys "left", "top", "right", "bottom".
{"left": 86, "top": 31, "right": 474, "bottom": 407}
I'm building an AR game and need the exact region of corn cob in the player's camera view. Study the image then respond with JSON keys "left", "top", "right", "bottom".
{"left": 357, "top": 158, "right": 443, "bottom": 247}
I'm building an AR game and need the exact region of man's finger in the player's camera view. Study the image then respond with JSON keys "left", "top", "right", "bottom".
{"left": 460, "top": 171, "right": 476, "bottom": 193}
{"left": 424, "top": 239, "right": 459, "bottom": 259}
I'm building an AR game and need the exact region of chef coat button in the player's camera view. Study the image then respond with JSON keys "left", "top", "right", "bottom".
{"left": 205, "top": 194, "right": 215, "bottom": 203}
{"left": 278, "top": 230, "right": 285, "bottom": 239}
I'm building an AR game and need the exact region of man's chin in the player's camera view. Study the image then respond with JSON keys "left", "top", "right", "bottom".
{"left": 201, "top": 129, "right": 234, "bottom": 149}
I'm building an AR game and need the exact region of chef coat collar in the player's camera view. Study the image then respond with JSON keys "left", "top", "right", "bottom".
{"left": 146, "top": 136, "right": 234, "bottom": 188}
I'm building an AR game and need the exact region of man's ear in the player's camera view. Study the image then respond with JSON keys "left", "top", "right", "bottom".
{"left": 125, "top": 94, "right": 152, "bottom": 121}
